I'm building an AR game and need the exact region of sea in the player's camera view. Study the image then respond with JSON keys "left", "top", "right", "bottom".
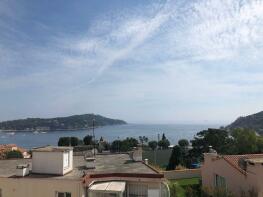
{"left": 0, "top": 124, "right": 221, "bottom": 149}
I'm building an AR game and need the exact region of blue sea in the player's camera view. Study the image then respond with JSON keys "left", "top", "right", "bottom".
{"left": 0, "top": 124, "right": 220, "bottom": 149}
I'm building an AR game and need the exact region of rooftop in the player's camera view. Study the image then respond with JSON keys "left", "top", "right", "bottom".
{"left": 32, "top": 146, "right": 73, "bottom": 152}
{"left": 0, "top": 153, "right": 157, "bottom": 180}
{"left": 222, "top": 154, "right": 263, "bottom": 174}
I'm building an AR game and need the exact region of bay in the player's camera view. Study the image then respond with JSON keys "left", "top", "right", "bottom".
{"left": 0, "top": 123, "right": 220, "bottom": 149}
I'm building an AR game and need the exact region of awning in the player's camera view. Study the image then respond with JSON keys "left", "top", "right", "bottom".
{"left": 89, "top": 181, "right": 126, "bottom": 193}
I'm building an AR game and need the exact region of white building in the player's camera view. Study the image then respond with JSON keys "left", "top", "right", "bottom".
{"left": 0, "top": 146, "right": 169, "bottom": 197}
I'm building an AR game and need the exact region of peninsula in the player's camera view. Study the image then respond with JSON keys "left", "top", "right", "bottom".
{"left": 0, "top": 114, "right": 126, "bottom": 132}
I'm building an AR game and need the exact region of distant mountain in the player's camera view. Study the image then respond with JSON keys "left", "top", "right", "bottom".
{"left": 227, "top": 111, "right": 263, "bottom": 134}
{"left": 0, "top": 114, "right": 126, "bottom": 131}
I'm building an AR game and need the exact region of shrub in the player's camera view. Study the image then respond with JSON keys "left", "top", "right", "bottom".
{"left": 6, "top": 150, "right": 23, "bottom": 159}
{"left": 83, "top": 135, "right": 93, "bottom": 145}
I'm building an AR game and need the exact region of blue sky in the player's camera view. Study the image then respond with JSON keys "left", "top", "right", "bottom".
{"left": 1, "top": 0, "right": 263, "bottom": 124}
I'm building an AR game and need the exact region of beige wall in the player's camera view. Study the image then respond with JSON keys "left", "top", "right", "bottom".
{"left": 201, "top": 153, "right": 256, "bottom": 196}
{"left": 0, "top": 177, "right": 85, "bottom": 197}
{"left": 163, "top": 169, "right": 201, "bottom": 180}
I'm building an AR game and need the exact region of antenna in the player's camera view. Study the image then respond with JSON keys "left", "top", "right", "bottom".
{"left": 92, "top": 118, "right": 95, "bottom": 157}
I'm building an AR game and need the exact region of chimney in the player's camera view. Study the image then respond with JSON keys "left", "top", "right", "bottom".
{"left": 203, "top": 146, "right": 218, "bottom": 163}
{"left": 16, "top": 164, "right": 30, "bottom": 177}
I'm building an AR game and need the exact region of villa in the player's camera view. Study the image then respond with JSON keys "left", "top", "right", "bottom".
{"left": 202, "top": 148, "right": 263, "bottom": 196}
{"left": 0, "top": 146, "right": 169, "bottom": 197}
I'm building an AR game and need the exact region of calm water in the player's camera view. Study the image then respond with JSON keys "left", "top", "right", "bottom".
{"left": 0, "top": 124, "right": 220, "bottom": 149}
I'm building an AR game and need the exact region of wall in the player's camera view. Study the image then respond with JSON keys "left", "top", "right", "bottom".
{"left": 162, "top": 169, "right": 201, "bottom": 180}
{"left": 32, "top": 152, "right": 64, "bottom": 175}
{"left": 142, "top": 149, "right": 172, "bottom": 168}
{"left": 201, "top": 154, "right": 249, "bottom": 196}
{"left": 0, "top": 177, "right": 85, "bottom": 197}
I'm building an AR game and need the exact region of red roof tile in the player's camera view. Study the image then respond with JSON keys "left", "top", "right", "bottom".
{"left": 222, "top": 154, "right": 263, "bottom": 175}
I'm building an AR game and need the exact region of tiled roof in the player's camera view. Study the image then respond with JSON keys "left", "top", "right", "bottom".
{"left": 222, "top": 154, "right": 263, "bottom": 175}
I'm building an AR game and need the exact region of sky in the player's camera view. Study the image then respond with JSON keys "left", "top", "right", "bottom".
{"left": 1, "top": 0, "right": 263, "bottom": 124}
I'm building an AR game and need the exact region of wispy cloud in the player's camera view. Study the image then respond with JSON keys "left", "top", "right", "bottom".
{"left": 1, "top": 0, "right": 263, "bottom": 122}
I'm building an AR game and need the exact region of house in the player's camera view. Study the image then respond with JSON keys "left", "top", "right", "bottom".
{"left": 0, "top": 144, "right": 30, "bottom": 159}
{"left": 0, "top": 146, "right": 169, "bottom": 197}
{"left": 201, "top": 148, "right": 263, "bottom": 196}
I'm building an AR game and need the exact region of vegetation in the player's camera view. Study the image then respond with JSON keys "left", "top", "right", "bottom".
{"left": 0, "top": 114, "right": 126, "bottom": 131}
{"left": 83, "top": 135, "right": 93, "bottom": 145}
{"left": 158, "top": 133, "right": 170, "bottom": 149}
{"left": 6, "top": 150, "right": 23, "bottom": 159}
{"left": 166, "top": 127, "right": 263, "bottom": 170}
{"left": 169, "top": 178, "right": 201, "bottom": 197}
{"left": 148, "top": 140, "right": 158, "bottom": 150}
{"left": 139, "top": 136, "right": 148, "bottom": 146}
{"left": 110, "top": 137, "right": 138, "bottom": 152}
{"left": 58, "top": 137, "right": 81, "bottom": 146}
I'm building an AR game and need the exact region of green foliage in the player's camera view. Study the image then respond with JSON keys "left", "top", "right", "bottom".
{"left": 167, "top": 145, "right": 181, "bottom": 170}
{"left": 139, "top": 136, "right": 148, "bottom": 145}
{"left": 6, "top": 150, "right": 23, "bottom": 159}
{"left": 110, "top": 137, "right": 138, "bottom": 152}
{"left": 83, "top": 135, "right": 93, "bottom": 145}
{"left": 231, "top": 128, "right": 258, "bottom": 154}
{"left": 168, "top": 182, "right": 178, "bottom": 197}
{"left": 169, "top": 178, "right": 201, "bottom": 197}
{"left": 178, "top": 139, "right": 189, "bottom": 147}
{"left": 158, "top": 139, "right": 170, "bottom": 149}
{"left": 58, "top": 137, "right": 80, "bottom": 146}
{"left": 0, "top": 114, "right": 126, "bottom": 131}
{"left": 148, "top": 140, "right": 158, "bottom": 150}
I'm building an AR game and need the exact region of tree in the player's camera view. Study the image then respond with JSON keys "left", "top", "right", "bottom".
{"left": 58, "top": 137, "right": 80, "bottom": 146}
{"left": 148, "top": 141, "right": 158, "bottom": 150}
{"left": 58, "top": 137, "right": 70, "bottom": 146}
{"left": 139, "top": 136, "right": 148, "bottom": 146}
{"left": 158, "top": 139, "right": 170, "bottom": 149}
{"left": 110, "top": 137, "right": 138, "bottom": 152}
{"left": 6, "top": 150, "right": 23, "bottom": 159}
{"left": 178, "top": 139, "right": 189, "bottom": 147}
{"left": 231, "top": 128, "right": 258, "bottom": 154}
{"left": 190, "top": 128, "right": 232, "bottom": 160}
{"left": 166, "top": 145, "right": 181, "bottom": 170}
{"left": 70, "top": 137, "right": 79, "bottom": 146}
{"left": 162, "top": 133, "right": 167, "bottom": 140}
{"left": 83, "top": 135, "right": 93, "bottom": 145}
{"left": 110, "top": 140, "right": 122, "bottom": 152}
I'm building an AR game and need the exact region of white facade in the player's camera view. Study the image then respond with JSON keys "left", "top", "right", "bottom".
{"left": 32, "top": 147, "right": 73, "bottom": 175}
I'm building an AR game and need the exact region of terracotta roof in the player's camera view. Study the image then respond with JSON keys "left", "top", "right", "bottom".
{"left": 222, "top": 154, "right": 263, "bottom": 175}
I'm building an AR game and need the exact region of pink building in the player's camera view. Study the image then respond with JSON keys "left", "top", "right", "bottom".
{"left": 202, "top": 151, "right": 263, "bottom": 196}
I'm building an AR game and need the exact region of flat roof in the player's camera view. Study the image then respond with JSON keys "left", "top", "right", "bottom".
{"left": 246, "top": 158, "right": 263, "bottom": 164}
{"left": 0, "top": 154, "right": 157, "bottom": 180}
{"left": 89, "top": 181, "right": 126, "bottom": 192}
{"left": 32, "top": 146, "right": 73, "bottom": 152}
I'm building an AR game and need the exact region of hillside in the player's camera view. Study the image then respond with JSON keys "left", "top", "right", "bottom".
{"left": 0, "top": 114, "right": 126, "bottom": 131}
{"left": 227, "top": 111, "right": 263, "bottom": 134}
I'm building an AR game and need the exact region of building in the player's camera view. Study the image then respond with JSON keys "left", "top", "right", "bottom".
{"left": 0, "top": 146, "right": 169, "bottom": 197}
{"left": 0, "top": 144, "right": 30, "bottom": 159}
{"left": 202, "top": 150, "right": 263, "bottom": 196}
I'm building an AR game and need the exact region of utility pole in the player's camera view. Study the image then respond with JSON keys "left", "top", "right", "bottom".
{"left": 92, "top": 118, "right": 95, "bottom": 157}
{"left": 118, "top": 136, "right": 120, "bottom": 154}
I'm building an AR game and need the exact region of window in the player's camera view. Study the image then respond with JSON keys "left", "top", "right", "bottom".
{"left": 56, "top": 192, "right": 71, "bottom": 197}
{"left": 214, "top": 174, "right": 226, "bottom": 189}
{"left": 128, "top": 184, "right": 148, "bottom": 197}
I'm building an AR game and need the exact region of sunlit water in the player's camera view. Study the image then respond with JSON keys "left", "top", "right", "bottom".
{"left": 0, "top": 124, "right": 220, "bottom": 149}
